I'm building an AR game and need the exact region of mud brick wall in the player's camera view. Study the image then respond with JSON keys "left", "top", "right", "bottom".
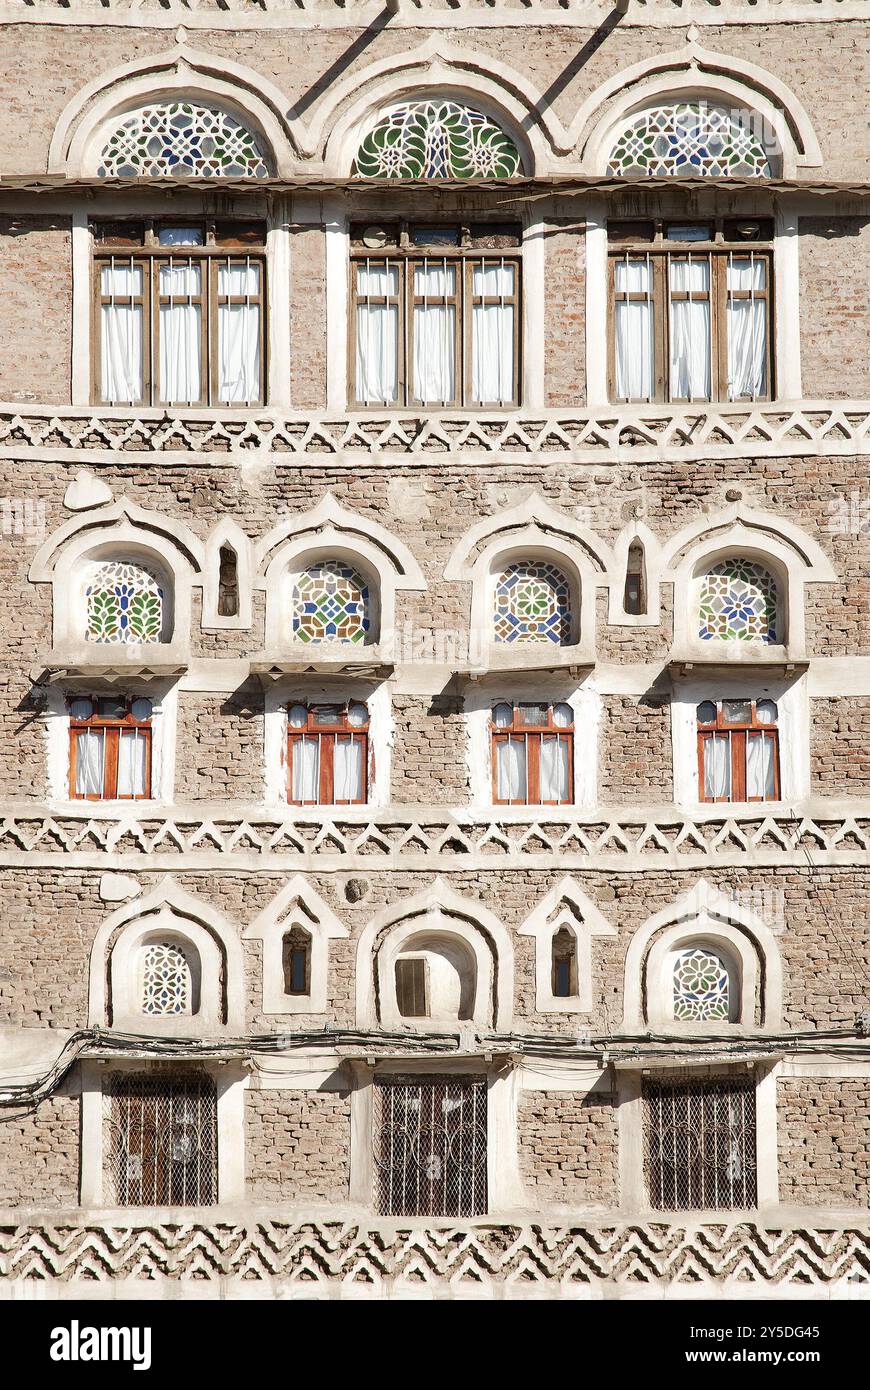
{"left": 777, "top": 1078, "right": 870, "bottom": 1208}
{"left": 245, "top": 1089, "right": 351, "bottom": 1203}
{"left": 518, "top": 1090, "right": 619, "bottom": 1207}
{"left": 0, "top": 1094, "right": 79, "bottom": 1207}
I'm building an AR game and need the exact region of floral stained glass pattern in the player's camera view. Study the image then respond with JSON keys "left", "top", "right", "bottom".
{"left": 607, "top": 103, "right": 772, "bottom": 178}
{"left": 698, "top": 558, "right": 777, "bottom": 643}
{"left": 356, "top": 100, "right": 521, "bottom": 180}
{"left": 141, "top": 941, "right": 192, "bottom": 1016}
{"left": 493, "top": 561, "right": 572, "bottom": 645}
{"left": 98, "top": 102, "right": 271, "bottom": 178}
{"left": 673, "top": 947, "right": 731, "bottom": 1022}
{"left": 292, "top": 561, "right": 370, "bottom": 644}
{"left": 85, "top": 560, "right": 164, "bottom": 644}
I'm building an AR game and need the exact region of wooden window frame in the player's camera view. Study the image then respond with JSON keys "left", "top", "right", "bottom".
{"left": 607, "top": 218, "right": 774, "bottom": 405}
{"left": 286, "top": 702, "right": 371, "bottom": 807}
{"left": 68, "top": 695, "right": 153, "bottom": 801}
{"left": 696, "top": 697, "right": 780, "bottom": 804}
{"left": 349, "top": 222, "right": 522, "bottom": 409}
{"left": 395, "top": 957, "right": 429, "bottom": 1018}
{"left": 92, "top": 218, "right": 266, "bottom": 408}
{"left": 490, "top": 701, "right": 574, "bottom": 807}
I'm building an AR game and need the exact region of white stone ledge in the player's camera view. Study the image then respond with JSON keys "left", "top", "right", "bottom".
{"left": 1, "top": 401, "right": 869, "bottom": 464}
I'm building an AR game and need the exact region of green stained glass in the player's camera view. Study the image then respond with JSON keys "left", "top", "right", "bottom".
{"left": 493, "top": 560, "right": 572, "bottom": 645}
{"left": 608, "top": 102, "right": 772, "bottom": 179}
{"left": 85, "top": 560, "right": 164, "bottom": 644}
{"left": 292, "top": 561, "right": 370, "bottom": 644}
{"left": 356, "top": 100, "right": 521, "bottom": 180}
{"left": 673, "top": 947, "right": 730, "bottom": 1021}
{"left": 698, "top": 557, "right": 778, "bottom": 643}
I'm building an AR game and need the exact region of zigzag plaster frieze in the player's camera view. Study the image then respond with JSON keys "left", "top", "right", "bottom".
{"left": 1, "top": 404, "right": 869, "bottom": 466}
{"left": 2, "top": 1220, "right": 869, "bottom": 1287}
{"left": 2, "top": 808, "right": 870, "bottom": 869}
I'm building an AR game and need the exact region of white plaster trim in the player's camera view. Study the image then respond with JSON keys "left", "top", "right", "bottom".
{"left": 465, "top": 681, "right": 599, "bottom": 812}
{"left": 262, "top": 678, "right": 391, "bottom": 808}
{"left": 70, "top": 209, "right": 90, "bottom": 407}
{"left": 254, "top": 492, "right": 426, "bottom": 586}
{"left": 355, "top": 878, "right": 514, "bottom": 1032}
{"left": 44, "top": 679, "right": 177, "bottom": 805}
{"left": 518, "top": 876, "right": 616, "bottom": 1014}
{"left": 377, "top": 913, "right": 494, "bottom": 1031}
{"left": 606, "top": 520, "right": 664, "bottom": 627}
{"left": 109, "top": 909, "right": 224, "bottom": 1035}
{"left": 267, "top": 199, "right": 292, "bottom": 409}
{"left": 775, "top": 205, "right": 802, "bottom": 401}
{"left": 622, "top": 877, "right": 784, "bottom": 1031}
{"left": 243, "top": 875, "right": 348, "bottom": 1016}
{"left": 323, "top": 203, "right": 349, "bottom": 413}
{"left": 583, "top": 198, "right": 608, "bottom": 409}
{"left": 522, "top": 215, "right": 545, "bottom": 411}
{"left": 446, "top": 490, "right": 613, "bottom": 581}
{"left": 87, "top": 876, "right": 245, "bottom": 1032}
{"left": 202, "top": 518, "right": 253, "bottom": 631}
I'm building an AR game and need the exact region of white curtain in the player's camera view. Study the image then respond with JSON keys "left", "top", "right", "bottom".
{"left": 614, "top": 259, "right": 654, "bottom": 401}
{"left": 100, "top": 263, "right": 142, "bottom": 404}
{"left": 413, "top": 264, "right": 455, "bottom": 404}
{"left": 158, "top": 262, "right": 201, "bottom": 404}
{"left": 334, "top": 737, "right": 364, "bottom": 802}
{"left": 669, "top": 258, "right": 711, "bottom": 401}
{"left": 75, "top": 730, "right": 104, "bottom": 797}
{"left": 496, "top": 737, "right": 527, "bottom": 802}
{"left": 291, "top": 737, "right": 320, "bottom": 802}
{"left": 355, "top": 263, "right": 398, "bottom": 404}
{"left": 472, "top": 263, "right": 515, "bottom": 404}
{"left": 746, "top": 732, "right": 777, "bottom": 799}
{"left": 703, "top": 734, "right": 731, "bottom": 799}
{"left": 218, "top": 263, "right": 260, "bottom": 404}
{"left": 117, "top": 730, "right": 148, "bottom": 798}
{"left": 539, "top": 736, "right": 570, "bottom": 802}
{"left": 727, "top": 257, "right": 767, "bottom": 401}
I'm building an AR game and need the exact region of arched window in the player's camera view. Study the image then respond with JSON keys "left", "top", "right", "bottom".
{"left": 291, "top": 559, "right": 371, "bottom": 644}
{"left": 672, "top": 945, "right": 733, "bottom": 1022}
{"left": 697, "top": 558, "right": 778, "bottom": 643}
{"left": 97, "top": 101, "right": 272, "bottom": 178}
{"left": 392, "top": 933, "right": 477, "bottom": 1022}
{"left": 624, "top": 540, "right": 647, "bottom": 616}
{"left": 607, "top": 102, "right": 772, "bottom": 178}
{"left": 139, "top": 939, "right": 196, "bottom": 1017}
{"left": 551, "top": 927, "right": 578, "bottom": 999}
{"left": 356, "top": 99, "right": 521, "bottom": 180}
{"left": 493, "top": 559, "right": 572, "bottom": 645}
{"left": 283, "top": 927, "right": 312, "bottom": 997}
{"left": 85, "top": 558, "right": 165, "bottom": 644}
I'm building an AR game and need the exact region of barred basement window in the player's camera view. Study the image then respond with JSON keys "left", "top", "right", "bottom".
{"left": 608, "top": 219, "right": 773, "bottom": 404}
{"left": 287, "top": 702, "right": 370, "bottom": 805}
{"left": 697, "top": 698, "right": 780, "bottom": 802}
{"left": 491, "top": 701, "right": 574, "bottom": 806}
{"left": 105, "top": 1071, "right": 218, "bottom": 1207}
{"left": 69, "top": 695, "right": 152, "bottom": 801}
{"left": 283, "top": 927, "right": 312, "bottom": 996}
{"left": 92, "top": 219, "right": 266, "bottom": 407}
{"left": 643, "top": 1074, "right": 757, "bottom": 1210}
{"left": 373, "top": 1075, "right": 487, "bottom": 1217}
{"left": 351, "top": 222, "right": 521, "bottom": 407}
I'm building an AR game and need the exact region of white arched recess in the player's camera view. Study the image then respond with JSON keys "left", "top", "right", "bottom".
{"left": 519, "top": 877, "right": 616, "bottom": 1015}
{"left": 622, "top": 878, "right": 783, "bottom": 1033}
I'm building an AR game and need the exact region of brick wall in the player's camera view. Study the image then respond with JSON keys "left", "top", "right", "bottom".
{"left": 245, "top": 1088, "right": 350, "bottom": 1203}
{"left": 799, "top": 218, "right": 870, "bottom": 399}
{"left": 0, "top": 218, "right": 71, "bottom": 404}
{"left": 544, "top": 220, "right": 585, "bottom": 406}
{"left": 518, "top": 1090, "right": 619, "bottom": 1207}
{"left": 0, "top": 1093, "right": 79, "bottom": 1206}
{"left": 810, "top": 697, "right": 870, "bottom": 797}
{"left": 778, "top": 1078, "right": 870, "bottom": 1208}
{"left": 598, "top": 694, "right": 673, "bottom": 804}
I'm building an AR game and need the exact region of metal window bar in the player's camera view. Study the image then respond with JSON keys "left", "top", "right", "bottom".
{"left": 643, "top": 1074, "right": 757, "bottom": 1211}
{"left": 373, "top": 1075, "right": 487, "bottom": 1218}
{"left": 105, "top": 1071, "right": 218, "bottom": 1207}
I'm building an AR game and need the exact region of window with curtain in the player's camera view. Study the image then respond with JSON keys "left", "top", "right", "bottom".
{"left": 351, "top": 222, "right": 521, "bottom": 407}
{"left": 68, "top": 694, "right": 153, "bottom": 801}
{"left": 696, "top": 698, "right": 780, "bottom": 803}
{"left": 287, "top": 702, "right": 370, "bottom": 805}
{"left": 609, "top": 219, "right": 772, "bottom": 404}
{"left": 93, "top": 219, "right": 265, "bottom": 407}
{"left": 490, "top": 701, "right": 573, "bottom": 806}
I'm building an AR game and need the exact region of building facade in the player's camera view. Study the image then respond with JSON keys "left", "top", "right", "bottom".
{"left": 0, "top": 0, "right": 869, "bottom": 1299}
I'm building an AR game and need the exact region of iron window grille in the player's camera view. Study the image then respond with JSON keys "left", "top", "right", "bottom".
{"left": 696, "top": 697, "right": 780, "bottom": 803}
{"left": 643, "top": 1073, "right": 757, "bottom": 1211}
{"left": 92, "top": 218, "right": 266, "bottom": 408}
{"left": 68, "top": 694, "right": 153, "bottom": 801}
{"left": 286, "top": 701, "right": 370, "bottom": 805}
{"left": 104, "top": 1070, "right": 218, "bottom": 1207}
{"left": 373, "top": 1075, "right": 488, "bottom": 1217}
{"left": 608, "top": 218, "right": 773, "bottom": 404}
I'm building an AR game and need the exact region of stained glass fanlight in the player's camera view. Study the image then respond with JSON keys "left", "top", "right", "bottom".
{"left": 292, "top": 560, "right": 371, "bottom": 644}
{"left": 607, "top": 102, "right": 773, "bottom": 178}
{"left": 356, "top": 99, "right": 521, "bottom": 180}
{"left": 673, "top": 946, "right": 731, "bottom": 1022}
{"left": 698, "top": 558, "right": 778, "bottom": 643}
{"left": 493, "top": 560, "right": 572, "bottom": 645}
{"left": 85, "top": 559, "right": 165, "bottom": 644}
{"left": 141, "top": 940, "right": 192, "bottom": 1016}
{"left": 98, "top": 101, "right": 272, "bottom": 178}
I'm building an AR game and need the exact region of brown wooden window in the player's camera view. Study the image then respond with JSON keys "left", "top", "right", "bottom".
{"left": 69, "top": 695, "right": 152, "bottom": 801}
{"left": 608, "top": 218, "right": 773, "bottom": 404}
{"left": 350, "top": 222, "right": 521, "bottom": 408}
{"left": 696, "top": 698, "right": 780, "bottom": 803}
{"left": 287, "top": 701, "right": 370, "bottom": 805}
{"left": 551, "top": 927, "right": 578, "bottom": 998}
{"left": 283, "top": 928, "right": 312, "bottom": 995}
{"left": 92, "top": 219, "right": 266, "bottom": 407}
{"left": 395, "top": 958, "right": 428, "bottom": 1018}
{"left": 491, "top": 701, "right": 574, "bottom": 806}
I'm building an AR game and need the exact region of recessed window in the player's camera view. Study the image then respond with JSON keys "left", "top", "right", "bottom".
{"left": 140, "top": 939, "right": 195, "bottom": 1017}
{"left": 287, "top": 701, "right": 370, "bottom": 805}
{"left": 696, "top": 697, "right": 780, "bottom": 802}
{"left": 698, "top": 558, "right": 778, "bottom": 644}
{"left": 624, "top": 540, "right": 647, "bottom": 616}
{"left": 373, "top": 1075, "right": 487, "bottom": 1217}
{"left": 85, "top": 558, "right": 165, "bottom": 644}
{"left": 643, "top": 1074, "right": 757, "bottom": 1211}
{"left": 609, "top": 219, "right": 773, "bottom": 404}
{"left": 69, "top": 695, "right": 152, "bottom": 801}
{"left": 491, "top": 701, "right": 573, "bottom": 805}
{"left": 217, "top": 545, "right": 240, "bottom": 618}
{"left": 291, "top": 560, "right": 370, "bottom": 644}
{"left": 351, "top": 222, "right": 521, "bottom": 407}
{"left": 493, "top": 559, "right": 573, "bottom": 645}
{"left": 551, "top": 927, "right": 578, "bottom": 998}
{"left": 283, "top": 927, "right": 312, "bottom": 996}
{"left": 92, "top": 218, "right": 266, "bottom": 407}
{"left": 672, "top": 945, "right": 732, "bottom": 1022}
{"left": 105, "top": 1071, "right": 218, "bottom": 1207}
{"left": 395, "top": 957, "right": 428, "bottom": 1018}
